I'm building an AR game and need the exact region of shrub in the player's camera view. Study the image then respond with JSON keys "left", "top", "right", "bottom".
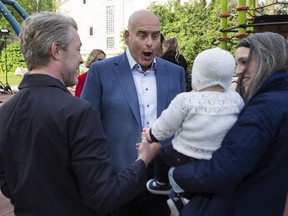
{"left": 0, "top": 41, "right": 26, "bottom": 74}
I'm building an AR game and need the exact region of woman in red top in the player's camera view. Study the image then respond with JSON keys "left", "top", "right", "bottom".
{"left": 75, "top": 49, "right": 106, "bottom": 97}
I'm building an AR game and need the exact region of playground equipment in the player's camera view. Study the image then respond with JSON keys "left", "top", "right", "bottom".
{"left": 219, "top": 0, "right": 288, "bottom": 49}
{"left": 0, "top": 0, "right": 28, "bottom": 93}
{"left": 0, "top": 0, "right": 29, "bottom": 35}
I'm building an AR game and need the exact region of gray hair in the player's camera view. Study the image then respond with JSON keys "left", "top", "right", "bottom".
{"left": 236, "top": 32, "right": 288, "bottom": 101}
{"left": 20, "top": 12, "right": 78, "bottom": 70}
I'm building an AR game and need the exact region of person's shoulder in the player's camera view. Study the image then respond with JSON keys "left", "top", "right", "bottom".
{"left": 178, "top": 54, "right": 188, "bottom": 66}
{"left": 178, "top": 53, "right": 187, "bottom": 61}
{"left": 172, "top": 92, "right": 192, "bottom": 103}
{"left": 156, "top": 57, "right": 183, "bottom": 70}
{"left": 65, "top": 94, "right": 99, "bottom": 114}
{"left": 56, "top": 94, "right": 102, "bottom": 126}
{"left": 171, "top": 92, "right": 200, "bottom": 112}
{"left": 226, "top": 91, "right": 244, "bottom": 101}
{"left": 77, "top": 72, "right": 88, "bottom": 81}
{"left": 161, "top": 52, "right": 175, "bottom": 62}
{"left": 220, "top": 91, "right": 244, "bottom": 109}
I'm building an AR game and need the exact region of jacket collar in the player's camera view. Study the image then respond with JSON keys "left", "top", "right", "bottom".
{"left": 18, "top": 74, "right": 70, "bottom": 94}
{"left": 249, "top": 71, "right": 288, "bottom": 102}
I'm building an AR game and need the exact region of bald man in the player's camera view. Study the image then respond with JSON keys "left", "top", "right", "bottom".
{"left": 81, "top": 10, "right": 186, "bottom": 216}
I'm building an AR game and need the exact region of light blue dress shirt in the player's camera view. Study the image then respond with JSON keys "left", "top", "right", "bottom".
{"left": 126, "top": 48, "right": 157, "bottom": 129}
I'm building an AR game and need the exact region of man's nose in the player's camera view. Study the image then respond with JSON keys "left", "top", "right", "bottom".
{"left": 146, "top": 36, "right": 153, "bottom": 47}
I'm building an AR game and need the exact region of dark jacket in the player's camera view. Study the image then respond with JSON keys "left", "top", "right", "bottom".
{"left": 161, "top": 50, "right": 192, "bottom": 92}
{"left": 0, "top": 74, "right": 147, "bottom": 216}
{"left": 173, "top": 71, "right": 288, "bottom": 216}
{"left": 161, "top": 50, "right": 188, "bottom": 71}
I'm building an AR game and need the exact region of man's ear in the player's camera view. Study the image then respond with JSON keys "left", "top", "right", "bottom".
{"left": 124, "top": 30, "right": 129, "bottom": 46}
{"left": 50, "top": 43, "right": 61, "bottom": 60}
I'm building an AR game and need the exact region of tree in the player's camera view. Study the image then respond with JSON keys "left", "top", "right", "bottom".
{"left": 0, "top": 0, "right": 56, "bottom": 38}
{"left": 17, "top": 0, "right": 56, "bottom": 14}
{"left": 2, "top": 0, "right": 56, "bottom": 32}
{"left": 148, "top": 0, "right": 238, "bottom": 69}
{"left": 0, "top": 0, "right": 56, "bottom": 74}
{"left": 258, "top": 0, "right": 288, "bottom": 15}
{"left": 149, "top": 0, "right": 288, "bottom": 70}
{"left": 1, "top": 41, "right": 26, "bottom": 73}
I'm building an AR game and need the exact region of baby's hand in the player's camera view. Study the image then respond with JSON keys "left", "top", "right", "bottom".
{"left": 142, "top": 128, "right": 151, "bottom": 143}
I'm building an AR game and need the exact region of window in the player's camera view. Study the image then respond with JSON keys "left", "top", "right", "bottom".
{"left": 88, "top": 26, "right": 94, "bottom": 37}
{"left": 106, "top": 6, "right": 115, "bottom": 34}
{"left": 106, "top": 37, "right": 115, "bottom": 49}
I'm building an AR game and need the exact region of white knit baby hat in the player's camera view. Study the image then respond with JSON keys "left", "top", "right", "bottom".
{"left": 192, "top": 47, "right": 235, "bottom": 91}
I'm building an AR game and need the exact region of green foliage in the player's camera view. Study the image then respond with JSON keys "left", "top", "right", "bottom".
{"left": 16, "top": 0, "right": 56, "bottom": 15}
{"left": 0, "top": 0, "right": 55, "bottom": 79}
{"left": 148, "top": 0, "right": 240, "bottom": 68}
{"left": 258, "top": 0, "right": 288, "bottom": 15}
{"left": 0, "top": 72, "right": 23, "bottom": 86}
{"left": 0, "top": 0, "right": 56, "bottom": 37}
{"left": 148, "top": 0, "right": 287, "bottom": 70}
{"left": 0, "top": 41, "right": 26, "bottom": 74}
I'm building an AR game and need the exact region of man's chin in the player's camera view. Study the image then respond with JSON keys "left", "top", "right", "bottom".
{"left": 140, "top": 60, "right": 154, "bottom": 67}
{"left": 65, "top": 78, "right": 77, "bottom": 87}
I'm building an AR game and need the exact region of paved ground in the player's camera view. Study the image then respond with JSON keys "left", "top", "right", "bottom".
{"left": 0, "top": 92, "right": 288, "bottom": 215}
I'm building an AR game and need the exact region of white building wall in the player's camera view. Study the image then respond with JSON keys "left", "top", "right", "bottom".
{"left": 57, "top": 0, "right": 189, "bottom": 59}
